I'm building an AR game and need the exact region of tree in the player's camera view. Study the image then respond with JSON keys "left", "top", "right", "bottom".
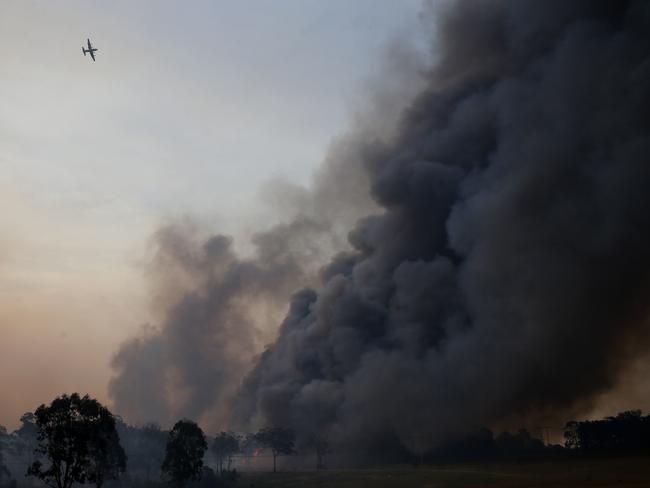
{"left": 253, "top": 427, "right": 295, "bottom": 473}
{"left": 564, "top": 410, "right": 650, "bottom": 453}
{"left": 211, "top": 432, "right": 239, "bottom": 474}
{"left": 312, "top": 435, "right": 329, "bottom": 470}
{"left": 85, "top": 411, "right": 126, "bottom": 488}
{"left": 26, "top": 393, "right": 126, "bottom": 488}
{"left": 161, "top": 420, "right": 207, "bottom": 488}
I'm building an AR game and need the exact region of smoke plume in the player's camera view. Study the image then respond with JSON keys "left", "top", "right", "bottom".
{"left": 233, "top": 0, "right": 650, "bottom": 448}
{"left": 112, "top": 0, "right": 650, "bottom": 454}
{"left": 109, "top": 108, "right": 388, "bottom": 428}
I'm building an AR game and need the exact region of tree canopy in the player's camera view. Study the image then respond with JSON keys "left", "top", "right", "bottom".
{"left": 86, "top": 413, "right": 127, "bottom": 488}
{"left": 26, "top": 393, "right": 126, "bottom": 488}
{"left": 564, "top": 410, "right": 650, "bottom": 452}
{"left": 254, "top": 427, "right": 295, "bottom": 473}
{"left": 161, "top": 420, "right": 207, "bottom": 488}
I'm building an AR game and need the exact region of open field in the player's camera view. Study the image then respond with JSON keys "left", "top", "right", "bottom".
{"left": 239, "top": 457, "right": 650, "bottom": 488}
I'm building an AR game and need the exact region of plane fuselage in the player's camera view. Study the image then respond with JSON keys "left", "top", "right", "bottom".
{"left": 82, "top": 39, "right": 98, "bottom": 61}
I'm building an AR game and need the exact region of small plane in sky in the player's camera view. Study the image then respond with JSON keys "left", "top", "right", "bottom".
{"left": 82, "top": 38, "right": 98, "bottom": 61}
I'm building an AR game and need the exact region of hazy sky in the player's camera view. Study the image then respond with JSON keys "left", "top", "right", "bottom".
{"left": 0, "top": 0, "right": 426, "bottom": 429}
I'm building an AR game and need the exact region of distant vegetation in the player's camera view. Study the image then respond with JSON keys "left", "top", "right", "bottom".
{"left": 211, "top": 432, "right": 239, "bottom": 474}
{"left": 1, "top": 393, "right": 649, "bottom": 488}
{"left": 418, "top": 411, "right": 650, "bottom": 464}
{"left": 564, "top": 410, "right": 650, "bottom": 453}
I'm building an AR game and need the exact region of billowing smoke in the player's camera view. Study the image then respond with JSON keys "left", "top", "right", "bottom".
{"left": 108, "top": 219, "right": 326, "bottom": 429}
{"left": 109, "top": 112, "right": 386, "bottom": 429}
{"left": 232, "top": 0, "right": 650, "bottom": 449}
{"left": 112, "top": 0, "right": 650, "bottom": 454}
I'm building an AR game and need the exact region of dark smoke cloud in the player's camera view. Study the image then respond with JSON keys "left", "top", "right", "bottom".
{"left": 108, "top": 86, "right": 403, "bottom": 428}
{"left": 112, "top": 0, "right": 650, "bottom": 454}
{"left": 108, "top": 15, "right": 426, "bottom": 429}
{"left": 232, "top": 0, "right": 650, "bottom": 451}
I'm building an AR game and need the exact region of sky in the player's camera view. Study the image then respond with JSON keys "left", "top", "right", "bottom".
{"left": 0, "top": 0, "right": 426, "bottom": 430}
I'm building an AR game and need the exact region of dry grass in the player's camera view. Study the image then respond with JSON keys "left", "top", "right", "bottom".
{"left": 239, "top": 457, "right": 650, "bottom": 488}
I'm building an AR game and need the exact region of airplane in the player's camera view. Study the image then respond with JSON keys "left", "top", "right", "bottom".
{"left": 82, "top": 38, "right": 98, "bottom": 61}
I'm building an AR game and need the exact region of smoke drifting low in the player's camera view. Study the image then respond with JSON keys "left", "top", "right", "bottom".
{"left": 112, "top": 0, "right": 650, "bottom": 453}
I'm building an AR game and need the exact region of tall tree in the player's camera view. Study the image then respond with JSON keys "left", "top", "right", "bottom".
{"left": 211, "top": 432, "right": 239, "bottom": 474}
{"left": 85, "top": 408, "right": 126, "bottom": 488}
{"left": 26, "top": 393, "right": 126, "bottom": 488}
{"left": 254, "top": 427, "right": 295, "bottom": 473}
{"left": 312, "top": 435, "right": 329, "bottom": 470}
{"left": 161, "top": 420, "right": 207, "bottom": 488}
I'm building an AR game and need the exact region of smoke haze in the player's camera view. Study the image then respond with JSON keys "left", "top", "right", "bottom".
{"left": 111, "top": 0, "right": 650, "bottom": 453}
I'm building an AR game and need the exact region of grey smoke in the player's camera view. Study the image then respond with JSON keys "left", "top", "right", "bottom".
{"left": 109, "top": 219, "right": 329, "bottom": 429}
{"left": 108, "top": 92, "right": 395, "bottom": 429}
{"left": 233, "top": 0, "right": 650, "bottom": 450}
{"left": 112, "top": 0, "right": 650, "bottom": 454}
{"left": 108, "top": 12, "right": 425, "bottom": 430}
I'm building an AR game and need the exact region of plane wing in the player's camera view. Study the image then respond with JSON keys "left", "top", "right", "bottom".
{"left": 90, "top": 50, "right": 96, "bottom": 61}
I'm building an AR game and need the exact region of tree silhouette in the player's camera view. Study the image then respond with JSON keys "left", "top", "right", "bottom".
{"left": 85, "top": 410, "right": 126, "bottom": 488}
{"left": 253, "top": 427, "right": 295, "bottom": 473}
{"left": 312, "top": 435, "right": 329, "bottom": 470}
{"left": 26, "top": 394, "right": 126, "bottom": 488}
{"left": 211, "top": 432, "right": 239, "bottom": 474}
{"left": 564, "top": 410, "right": 650, "bottom": 452}
{"left": 161, "top": 420, "right": 207, "bottom": 488}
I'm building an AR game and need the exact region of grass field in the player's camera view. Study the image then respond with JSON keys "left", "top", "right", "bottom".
{"left": 239, "top": 457, "right": 650, "bottom": 488}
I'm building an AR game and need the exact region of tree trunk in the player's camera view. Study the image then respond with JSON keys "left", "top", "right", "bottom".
{"left": 272, "top": 452, "right": 277, "bottom": 473}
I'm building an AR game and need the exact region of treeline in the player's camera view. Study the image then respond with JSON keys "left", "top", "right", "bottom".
{"left": 325, "top": 427, "right": 555, "bottom": 467}
{"left": 1, "top": 393, "right": 649, "bottom": 488}
{"left": 419, "top": 410, "right": 650, "bottom": 464}
{"left": 422, "top": 427, "right": 553, "bottom": 464}
{"left": 0, "top": 394, "right": 297, "bottom": 488}
{"left": 564, "top": 410, "right": 650, "bottom": 453}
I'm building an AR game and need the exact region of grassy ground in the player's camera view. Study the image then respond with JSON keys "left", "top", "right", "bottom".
{"left": 238, "top": 457, "right": 650, "bottom": 488}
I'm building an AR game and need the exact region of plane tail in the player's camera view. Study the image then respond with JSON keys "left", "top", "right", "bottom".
{"left": 82, "top": 47, "right": 87, "bottom": 56}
